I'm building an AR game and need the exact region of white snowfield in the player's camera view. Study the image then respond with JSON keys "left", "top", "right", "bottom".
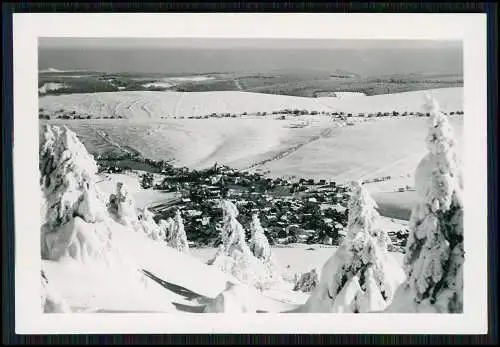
{"left": 320, "top": 87, "right": 462, "bottom": 114}
{"left": 142, "top": 82, "right": 174, "bottom": 89}
{"left": 40, "top": 68, "right": 78, "bottom": 73}
{"left": 258, "top": 115, "right": 463, "bottom": 183}
{"left": 166, "top": 76, "right": 215, "bottom": 82}
{"left": 38, "top": 87, "right": 462, "bottom": 119}
{"left": 45, "top": 115, "right": 463, "bottom": 186}
{"left": 42, "top": 218, "right": 311, "bottom": 313}
{"left": 39, "top": 83, "right": 68, "bottom": 94}
{"left": 42, "top": 223, "right": 234, "bottom": 313}
{"left": 318, "top": 92, "right": 366, "bottom": 98}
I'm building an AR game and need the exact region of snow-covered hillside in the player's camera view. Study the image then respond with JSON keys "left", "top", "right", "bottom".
{"left": 258, "top": 115, "right": 464, "bottom": 182}
{"left": 41, "top": 115, "right": 463, "bottom": 184}
{"left": 38, "top": 87, "right": 463, "bottom": 119}
{"left": 38, "top": 124, "right": 309, "bottom": 313}
{"left": 319, "top": 87, "right": 462, "bottom": 114}
{"left": 39, "top": 87, "right": 463, "bottom": 225}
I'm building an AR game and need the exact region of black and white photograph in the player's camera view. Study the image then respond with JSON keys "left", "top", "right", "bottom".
{"left": 13, "top": 13, "right": 488, "bottom": 335}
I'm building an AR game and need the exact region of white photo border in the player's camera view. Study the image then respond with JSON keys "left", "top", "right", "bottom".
{"left": 13, "top": 13, "right": 488, "bottom": 334}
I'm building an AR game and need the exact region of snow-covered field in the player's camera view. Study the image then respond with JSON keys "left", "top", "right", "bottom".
{"left": 39, "top": 68, "right": 87, "bottom": 73}
{"left": 257, "top": 115, "right": 463, "bottom": 182}
{"left": 318, "top": 92, "right": 367, "bottom": 98}
{"left": 44, "top": 115, "right": 463, "bottom": 184}
{"left": 166, "top": 76, "right": 215, "bottom": 82}
{"left": 190, "top": 243, "right": 404, "bottom": 284}
{"left": 38, "top": 88, "right": 463, "bottom": 179}
{"left": 39, "top": 82, "right": 68, "bottom": 94}
{"left": 320, "top": 87, "right": 462, "bottom": 114}
{"left": 142, "top": 82, "right": 174, "bottom": 89}
{"left": 39, "top": 87, "right": 463, "bottom": 223}
{"left": 38, "top": 87, "right": 463, "bottom": 119}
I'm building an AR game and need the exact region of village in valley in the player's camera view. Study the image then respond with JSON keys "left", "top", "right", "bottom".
{"left": 98, "top": 159, "right": 409, "bottom": 252}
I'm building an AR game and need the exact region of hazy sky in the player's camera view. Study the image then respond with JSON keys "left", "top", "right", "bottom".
{"left": 39, "top": 38, "right": 462, "bottom": 50}
{"left": 38, "top": 38, "right": 463, "bottom": 76}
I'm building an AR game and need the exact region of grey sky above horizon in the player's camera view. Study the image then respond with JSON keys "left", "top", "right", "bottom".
{"left": 38, "top": 38, "right": 463, "bottom": 75}
{"left": 39, "top": 38, "right": 462, "bottom": 50}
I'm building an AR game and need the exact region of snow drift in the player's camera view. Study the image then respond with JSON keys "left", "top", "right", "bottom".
{"left": 41, "top": 270, "right": 71, "bottom": 313}
{"left": 165, "top": 209, "right": 190, "bottom": 253}
{"left": 203, "top": 282, "right": 257, "bottom": 313}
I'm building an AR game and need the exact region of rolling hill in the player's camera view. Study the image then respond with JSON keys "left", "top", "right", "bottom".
{"left": 39, "top": 87, "right": 464, "bottom": 219}
{"left": 39, "top": 87, "right": 463, "bottom": 119}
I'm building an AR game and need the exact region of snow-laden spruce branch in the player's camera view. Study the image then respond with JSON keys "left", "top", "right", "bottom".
{"left": 301, "top": 181, "right": 405, "bottom": 313}
{"left": 387, "top": 95, "right": 464, "bottom": 313}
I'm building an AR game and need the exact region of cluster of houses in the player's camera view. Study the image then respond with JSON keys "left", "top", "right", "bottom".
{"left": 40, "top": 106, "right": 464, "bottom": 121}
{"left": 135, "top": 163, "right": 352, "bottom": 247}
{"left": 361, "top": 176, "right": 392, "bottom": 184}
{"left": 38, "top": 108, "right": 126, "bottom": 120}
{"left": 387, "top": 229, "right": 410, "bottom": 253}
{"left": 345, "top": 110, "right": 464, "bottom": 118}
{"left": 360, "top": 175, "right": 416, "bottom": 193}
{"left": 95, "top": 158, "right": 411, "bottom": 250}
{"left": 156, "top": 109, "right": 467, "bottom": 121}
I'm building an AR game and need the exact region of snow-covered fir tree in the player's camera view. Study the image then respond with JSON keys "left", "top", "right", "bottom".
{"left": 208, "top": 200, "right": 283, "bottom": 291}
{"left": 108, "top": 181, "right": 138, "bottom": 228}
{"left": 107, "top": 181, "right": 172, "bottom": 245}
{"left": 137, "top": 207, "right": 163, "bottom": 242}
{"left": 39, "top": 125, "right": 106, "bottom": 230}
{"left": 216, "top": 200, "right": 252, "bottom": 257}
{"left": 302, "top": 181, "right": 405, "bottom": 313}
{"left": 293, "top": 268, "right": 320, "bottom": 293}
{"left": 158, "top": 217, "right": 174, "bottom": 241}
{"left": 39, "top": 125, "right": 112, "bottom": 263}
{"left": 347, "top": 180, "right": 392, "bottom": 250}
{"left": 248, "top": 212, "right": 284, "bottom": 286}
{"left": 249, "top": 213, "right": 271, "bottom": 261}
{"left": 165, "top": 209, "right": 190, "bottom": 253}
{"left": 388, "top": 96, "right": 464, "bottom": 313}
{"left": 38, "top": 125, "right": 189, "bottom": 312}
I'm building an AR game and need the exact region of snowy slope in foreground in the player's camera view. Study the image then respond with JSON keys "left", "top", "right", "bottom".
{"left": 38, "top": 87, "right": 463, "bottom": 119}
{"left": 43, "top": 217, "right": 307, "bottom": 313}
{"left": 39, "top": 124, "right": 306, "bottom": 314}
{"left": 42, "top": 219, "right": 231, "bottom": 313}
